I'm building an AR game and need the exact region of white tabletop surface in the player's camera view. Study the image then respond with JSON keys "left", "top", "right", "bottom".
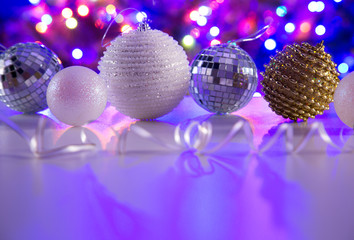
{"left": 0, "top": 96, "right": 354, "bottom": 240}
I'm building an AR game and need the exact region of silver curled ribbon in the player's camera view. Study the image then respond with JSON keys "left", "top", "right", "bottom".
{"left": 258, "top": 121, "right": 348, "bottom": 154}
{"left": 116, "top": 120, "right": 353, "bottom": 155}
{"left": 116, "top": 119, "right": 255, "bottom": 155}
{"left": 1, "top": 112, "right": 352, "bottom": 159}
{"left": 0, "top": 114, "right": 95, "bottom": 158}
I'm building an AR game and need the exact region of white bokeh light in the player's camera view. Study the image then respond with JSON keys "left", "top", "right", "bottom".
{"left": 265, "top": 39, "right": 276, "bottom": 50}
{"left": 72, "top": 48, "right": 83, "bottom": 59}
{"left": 199, "top": 6, "right": 211, "bottom": 16}
{"left": 182, "top": 35, "right": 195, "bottom": 48}
{"left": 285, "top": 23, "right": 295, "bottom": 33}
{"left": 209, "top": 26, "right": 220, "bottom": 37}
{"left": 197, "top": 16, "right": 207, "bottom": 26}
{"left": 136, "top": 12, "right": 147, "bottom": 22}
{"left": 315, "top": 25, "right": 326, "bottom": 35}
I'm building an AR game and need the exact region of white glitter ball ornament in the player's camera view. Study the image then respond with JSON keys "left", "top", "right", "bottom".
{"left": 334, "top": 71, "right": 354, "bottom": 128}
{"left": 98, "top": 21, "right": 190, "bottom": 120}
{"left": 46, "top": 66, "right": 107, "bottom": 126}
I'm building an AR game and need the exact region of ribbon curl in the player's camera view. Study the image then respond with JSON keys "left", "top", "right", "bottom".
{"left": 117, "top": 119, "right": 254, "bottom": 155}
{"left": 0, "top": 114, "right": 96, "bottom": 158}
{"left": 258, "top": 121, "right": 345, "bottom": 154}
{"left": 117, "top": 120, "right": 352, "bottom": 155}
{"left": 1, "top": 113, "right": 353, "bottom": 159}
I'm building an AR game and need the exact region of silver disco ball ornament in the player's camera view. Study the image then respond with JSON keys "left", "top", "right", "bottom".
{"left": 0, "top": 42, "right": 62, "bottom": 113}
{"left": 189, "top": 43, "right": 258, "bottom": 114}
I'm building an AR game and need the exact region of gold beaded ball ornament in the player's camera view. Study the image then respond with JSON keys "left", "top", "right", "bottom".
{"left": 261, "top": 42, "right": 340, "bottom": 121}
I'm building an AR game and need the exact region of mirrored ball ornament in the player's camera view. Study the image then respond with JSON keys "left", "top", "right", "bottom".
{"left": 46, "top": 66, "right": 107, "bottom": 126}
{"left": 98, "top": 21, "right": 190, "bottom": 120}
{"left": 189, "top": 43, "right": 258, "bottom": 114}
{"left": 0, "top": 42, "right": 62, "bottom": 113}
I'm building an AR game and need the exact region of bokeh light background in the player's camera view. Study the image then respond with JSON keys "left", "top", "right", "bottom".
{"left": 0, "top": 0, "right": 353, "bottom": 94}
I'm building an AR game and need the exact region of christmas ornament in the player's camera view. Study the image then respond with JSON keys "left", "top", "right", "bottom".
{"left": 334, "top": 71, "right": 354, "bottom": 128}
{"left": 46, "top": 66, "right": 107, "bottom": 126}
{"left": 261, "top": 42, "right": 340, "bottom": 121}
{"left": 189, "top": 42, "right": 258, "bottom": 114}
{"left": 98, "top": 20, "right": 190, "bottom": 120}
{"left": 0, "top": 42, "right": 62, "bottom": 113}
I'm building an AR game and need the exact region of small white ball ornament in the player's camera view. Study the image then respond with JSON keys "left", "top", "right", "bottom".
{"left": 46, "top": 66, "right": 107, "bottom": 126}
{"left": 98, "top": 20, "right": 190, "bottom": 120}
{"left": 334, "top": 71, "right": 354, "bottom": 128}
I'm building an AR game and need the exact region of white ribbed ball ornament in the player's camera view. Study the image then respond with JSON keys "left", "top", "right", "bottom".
{"left": 98, "top": 20, "right": 190, "bottom": 120}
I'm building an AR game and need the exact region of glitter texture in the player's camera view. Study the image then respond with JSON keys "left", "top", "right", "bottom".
{"left": 98, "top": 22, "right": 190, "bottom": 120}
{"left": 46, "top": 66, "right": 107, "bottom": 126}
{"left": 189, "top": 43, "right": 258, "bottom": 114}
{"left": 261, "top": 42, "right": 340, "bottom": 121}
{"left": 0, "top": 42, "right": 62, "bottom": 113}
{"left": 334, "top": 71, "right": 354, "bottom": 128}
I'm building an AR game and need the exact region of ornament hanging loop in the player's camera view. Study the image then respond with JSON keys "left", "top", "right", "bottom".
{"left": 137, "top": 18, "right": 151, "bottom": 31}
{"left": 101, "top": 8, "right": 147, "bottom": 48}
{"left": 228, "top": 25, "right": 270, "bottom": 45}
{"left": 0, "top": 44, "right": 6, "bottom": 53}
